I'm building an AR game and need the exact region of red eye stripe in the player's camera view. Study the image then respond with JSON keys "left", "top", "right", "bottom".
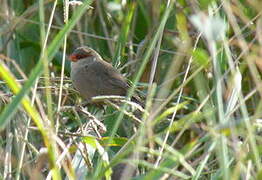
{"left": 69, "top": 53, "right": 92, "bottom": 62}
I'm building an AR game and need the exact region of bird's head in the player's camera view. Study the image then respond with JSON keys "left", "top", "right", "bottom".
{"left": 69, "top": 46, "right": 101, "bottom": 62}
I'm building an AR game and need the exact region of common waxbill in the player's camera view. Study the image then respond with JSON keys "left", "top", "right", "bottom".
{"left": 69, "top": 46, "right": 141, "bottom": 105}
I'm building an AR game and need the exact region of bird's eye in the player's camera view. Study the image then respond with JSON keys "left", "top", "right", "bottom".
{"left": 76, "top": 54, "right": 87, "bottom": 59}
{"left": 69, "top": 53, "right": 86, "bottom": 61}
{"left": 76, "top": 52, "right": 91, "bottom": 59}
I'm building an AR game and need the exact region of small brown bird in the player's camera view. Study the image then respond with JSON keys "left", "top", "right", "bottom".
{"left": 69, "top": 46, "right": 141, "bottom": 105}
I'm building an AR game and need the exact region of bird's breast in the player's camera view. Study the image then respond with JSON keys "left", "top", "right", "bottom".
{"left": 71, "top": 62, "right": 95, "bottom": 99}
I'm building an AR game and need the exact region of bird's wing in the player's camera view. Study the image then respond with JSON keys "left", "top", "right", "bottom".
{"left": 103, "top": 62, "right": 129, "bottom": 90}
{"left": 86, "top": 60, "right": 144, "bottom": 106}
{"left": 87, "top": 60, "right": 129, "bottom": 94}
{"left": 100, "top": 62, "right": 144, "bottom": 106}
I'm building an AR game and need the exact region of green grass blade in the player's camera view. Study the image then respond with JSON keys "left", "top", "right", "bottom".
{"left": 112, "top": 2, "right": 136, "bottom": 67}
{"left": 0, "top": 0, "right": 93, "bottom": 129}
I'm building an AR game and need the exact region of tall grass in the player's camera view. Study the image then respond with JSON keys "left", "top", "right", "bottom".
{"left": 0, "top": 0, "right": 262, "bottom": 179}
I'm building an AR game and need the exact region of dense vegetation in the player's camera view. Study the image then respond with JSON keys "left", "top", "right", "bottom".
{"left": 0, "top": 0, "right": 262, "bottom": 179}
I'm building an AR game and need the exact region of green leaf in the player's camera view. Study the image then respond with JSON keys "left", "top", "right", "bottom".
{"left": 99, "top": 137, "right": 129, "bottom": 147}
{"left": 82, "top": 136, "right": 113, "bottom": 179}
{"left": 154, "top": 101, "right": 189, "bottom": 124}
{"left": 192, "top": 48, "right": 210, "bottom": 67}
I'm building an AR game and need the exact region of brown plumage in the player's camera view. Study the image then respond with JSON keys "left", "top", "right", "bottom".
{"left": 69, "top": 46, "right": 142, "bottom": 105}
